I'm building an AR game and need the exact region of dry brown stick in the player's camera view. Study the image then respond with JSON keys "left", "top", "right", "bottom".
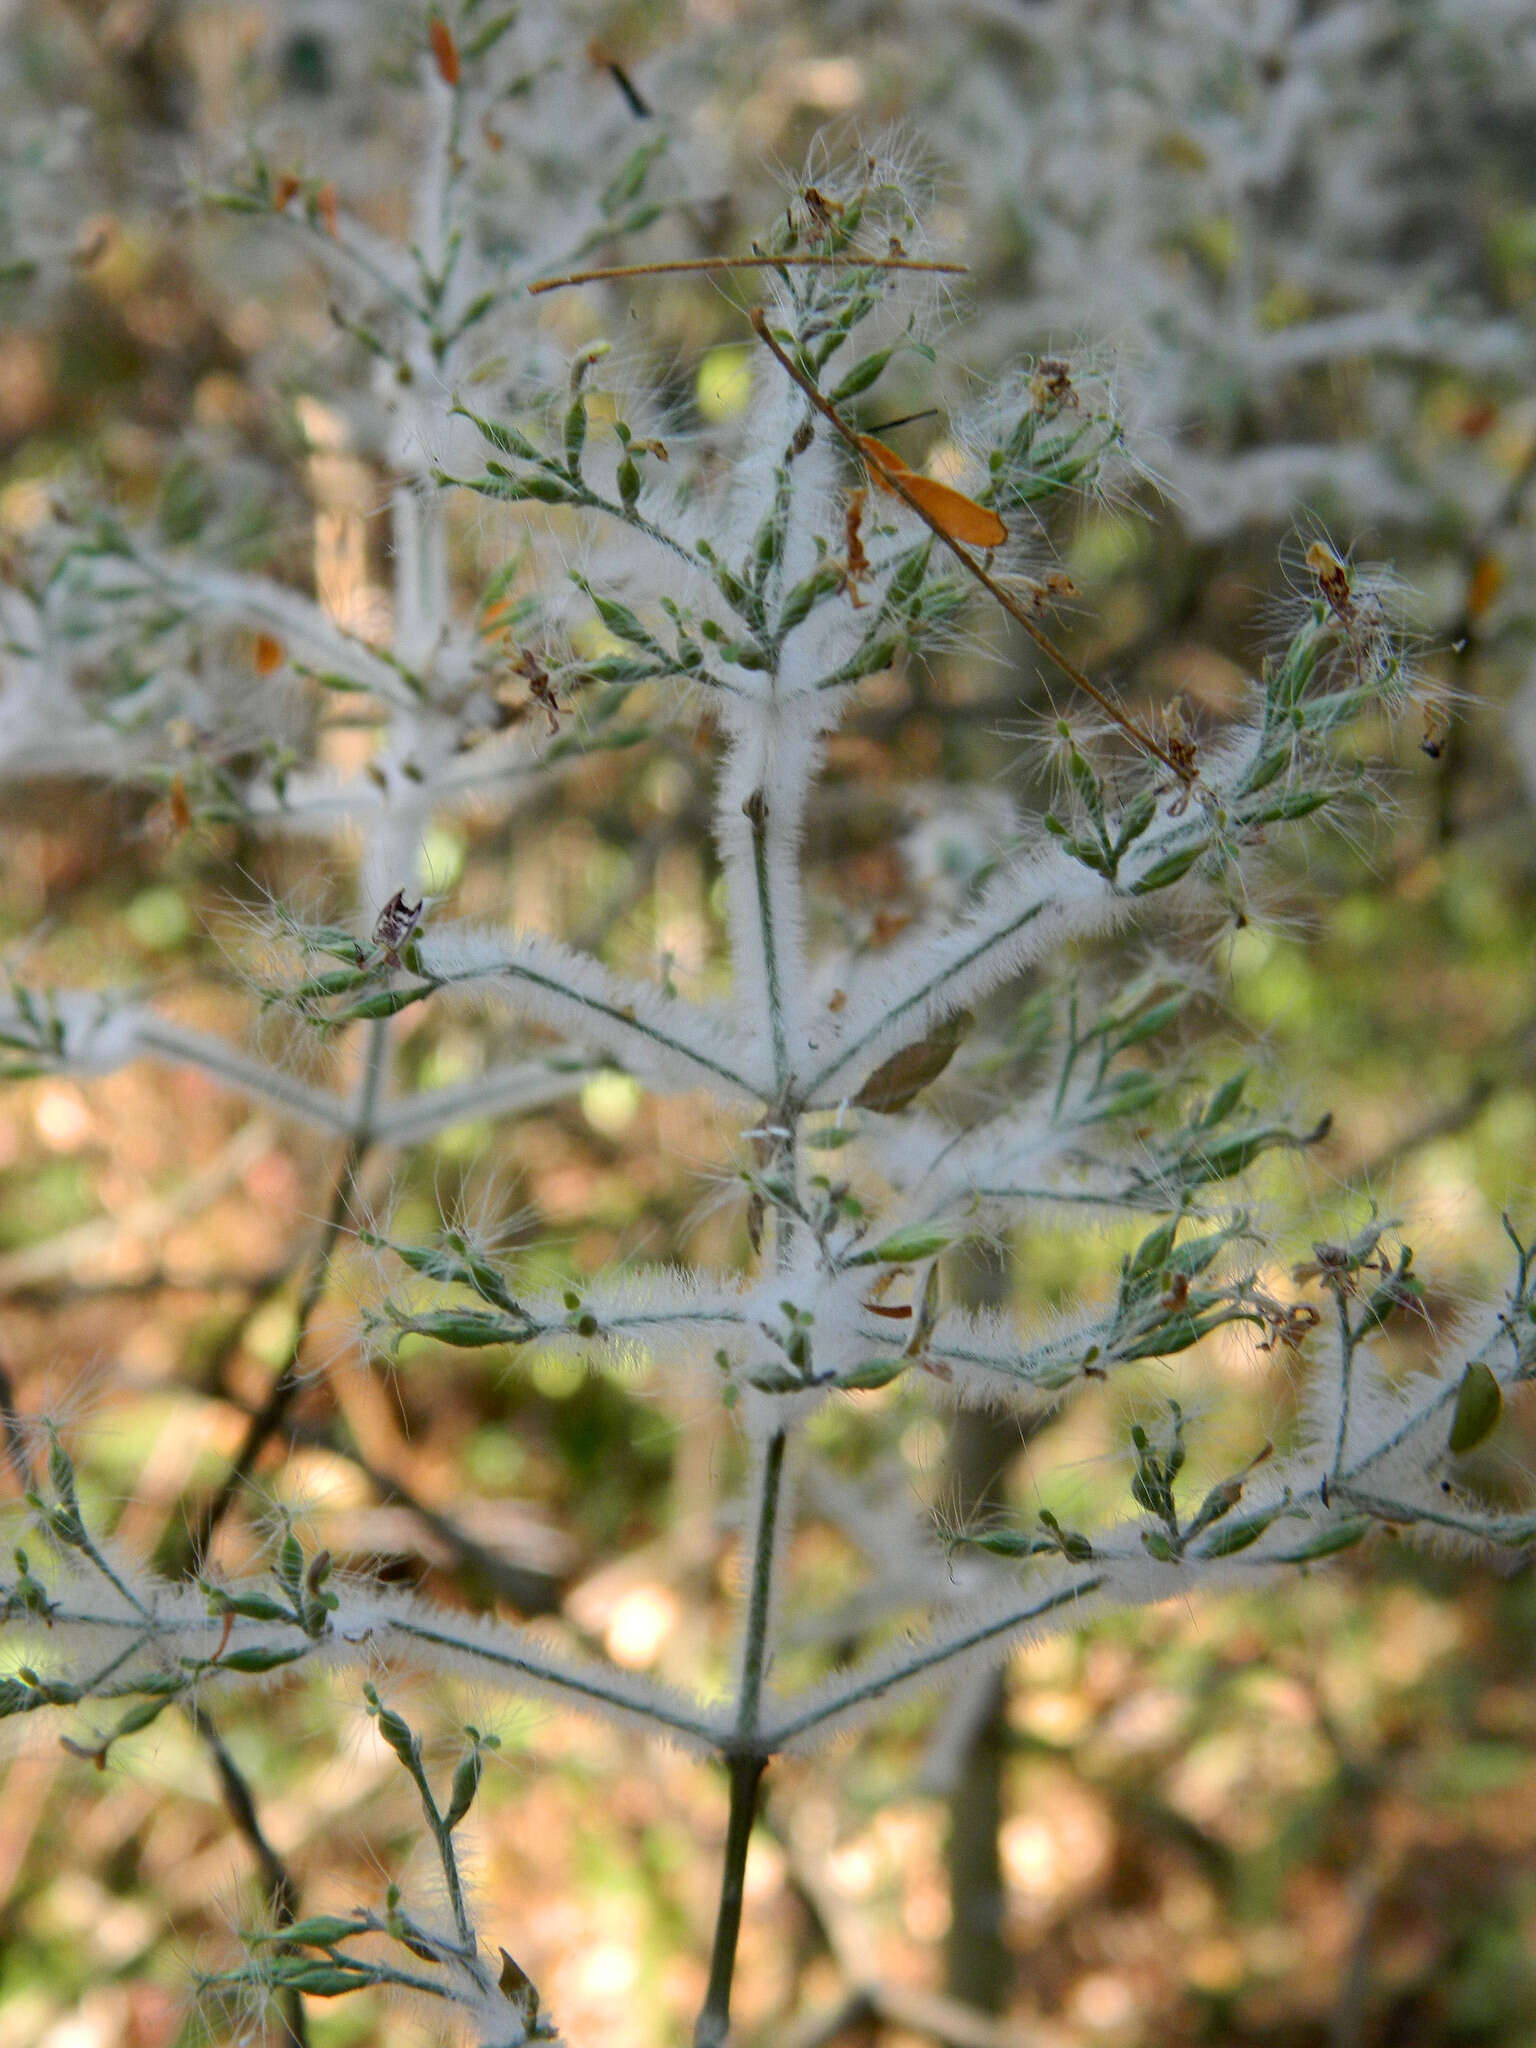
{"left": 185, "top": 1700, "right": 310, "bottom": 2048}
{"left": 747, "top": 307, "right": 1191, "bottom": 786}
{"left": 530, "top": 252, "right": 967, "bottom": 295}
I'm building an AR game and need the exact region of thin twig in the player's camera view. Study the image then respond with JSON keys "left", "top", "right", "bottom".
{"left": 0, "top": 1354, "right": 33, "bottom": 1490}
{"left": 1434, "top": 426, "right": 1536, "bottom": 842}
{"left": 530, "top": 252, "right": 968, "bottom": 294}
{"left": 155, "top": 1023, "right": 389, "bottom": 1579}
{"left": 747, "top": 307, "right": 1191, "bottom": 785}
{"left": 186, "top": 1700, "right": 311, "bottom": 2048}
{"left": 261, "top": 1412, "right": 569, "bottom": 1615}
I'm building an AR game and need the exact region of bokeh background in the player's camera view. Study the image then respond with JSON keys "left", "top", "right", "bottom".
{"left": 3, "top": 3, "right": 1536, "bottom": 2045}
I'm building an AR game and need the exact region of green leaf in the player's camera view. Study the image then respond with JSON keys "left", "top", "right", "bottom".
{"left": 203, "top": 1587, "right": 293, "bottom": 1624}
{"left": 254, "top": 1915, "right": 370, "bottom": 1949}
{"left": 462, "top": 9, "right": 518, "bottom": 59}
{"left": 1126, "top": 1218, "right": 1177, "bottom": 1281}
{"left": 213, "top": 1644, "right": 307, "bottom": 1674}
{"left": 393, "top": 1308, "right": 526, "bottom": 1349}
{"left": 1130, "top": 842, "right": 1205, "bottom": 893}
{"left": 1250, "top": 786, "right": 1331, "bottom": 825}
{"left": 1112, "top": 786, "right": 1158, "bottom": 854}
{"left": 333, "top": 984, "right": 431, "bottom": 1022}
{"left": 449, "top": 405, "right": 540, "bottom": 462}
{"left": 1199, "top": 1505, "right": 1284, "bottom": 1556}
{"left": 867, "top": 1223, "right": 952, "bottom": 1264}
{"left": 581, "top": 583, "right": 655, "bottom": 650}
{"left": 1269, "top": 1518, "right": 1371, "bottom": 1564}
{"left": 563, "top": 396, "right": 587, "bottom": 477}
{"left": 367, "top": 1691, "right": 418, "bottom": 1767}
{"left": 837, "top": 1358, "right": 906, "bottom": 1390}
{"left": 778, "top": 563, "right": 842, "bottom": 634}
{"left": 962, "top": 1527, "right": 1054, "bottom": 1558}
{"left": 829, "top": 345, "right": 899, "bottom": 403}
{"left": 600, "top": 135, "right": 667, "bottom": 216}
{"left": 1449, "top": 1361, "right": 1502, "bottom": 1454}
{"left": 1108, "top": 995, "right": 1185, "bottom": 1051}
{"left": 885, "top": 540, "right": 933, "bottom": 607}
{"left": 1203, "top": 1071, "right": 1249, "bottom": 1126}
{"left": 273, "top": 1963, "right": 373, "bottom": 1996}
{"left": 444, "top": 1750, "right": 483, "bottom": 1829}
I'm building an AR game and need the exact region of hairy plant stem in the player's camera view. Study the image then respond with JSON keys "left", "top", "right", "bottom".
{"left": 1328, "top": 1283, "right": 1356, "bottom": 1490}
{"left": 694, "top": 1426, "right": 788, "bottom": 2048}
{"left": 746, "top": 791, "right": 790, "bottom": 1094}
{"left": 155, "top": 1018, "right": 390, "bottom": 1578}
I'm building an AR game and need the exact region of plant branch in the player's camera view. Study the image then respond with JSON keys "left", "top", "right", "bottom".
{"left": 185, "top": 1700, "right": 310, "bottom": 2048}
{"left": 529, "top": 253, "right": 968, "bottom": 294}
{"left": 747, "top": 308, "right": 1188, "bottom": 783}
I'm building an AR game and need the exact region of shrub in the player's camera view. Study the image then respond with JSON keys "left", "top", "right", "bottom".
{"left": 1, "top": 8, "right": 1531, "bottom": 2046}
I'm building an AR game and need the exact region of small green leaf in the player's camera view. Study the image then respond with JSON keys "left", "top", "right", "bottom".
{"left": 213, "top": 1644, "right": 307, "bottom": 1674}
{"left": 1449, "top": 1361, "right": 1502, "bottom": 1454}
{"left": 829, "top": 345, "right": 898, "bottom": 403}
{"left": 394, "top": 1309, "right": 524, "bottom": 1349}
{"left": 1203, "top": 1071, "right": 1249, "bottom": 1126}
{"left": 1199, "top": 1505, "right": 1283, "bottom": 1556}
{"left": 868, "top": 1224, "right": 952, "bottom": 1264}
{"left": 203, "top": 1587, "right": 293, "bottom": 1624}
{"left": 1130, "top": 842, "right": 1205, "bottom": 893}
{"left": 1269, "top": 1518, "right": 1371, "bottom": 1564}
{"left": 444, "top": 1750, "right": 483, "bottom": 1829}
{"left": 274, "top": 1963, "right": 373, "bottom": 1996}
{"left": 778, "top": 563, "right": 842, "bottom": 634}
{"left": 563, "top": 396, "right": 587, "bottom": 476}
{"left": 252, "top": 1915, "right": 368, "bottom": 1949}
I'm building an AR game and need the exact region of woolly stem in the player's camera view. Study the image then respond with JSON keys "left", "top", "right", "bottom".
{"left": 748, "top": 791, "right": 790, "bottom": 1095}
{"left": 1328, "top": 1285, "right": 1356, "bottom": 1489}
{"left": 764, "top": 1577, "right": 1106, "bottom": 1750}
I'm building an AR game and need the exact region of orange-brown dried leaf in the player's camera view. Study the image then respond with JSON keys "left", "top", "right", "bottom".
{"left": 852, "top": 1010, "right": 973, "bottom": 1114}
{"left": 843, "top": 486, "right": 871, "bottom": 608}
{"left": 856, "top": 435, "right": 1007, "bottom": 549}
{"left": 1468, "top": 554, "right": 1505, "bottom": 622}
{"left": 429, "top": 16, "right": 461, "bottom": 87}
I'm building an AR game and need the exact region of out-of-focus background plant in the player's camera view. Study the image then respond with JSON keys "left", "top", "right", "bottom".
{"left": 2, "top": 3, "right": 1536, "bottom": 2046}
